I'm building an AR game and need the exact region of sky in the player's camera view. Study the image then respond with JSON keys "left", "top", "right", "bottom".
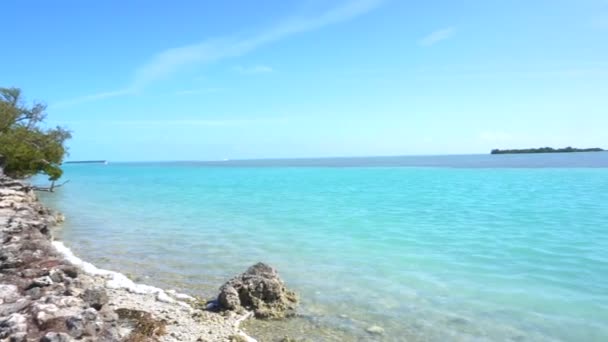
{"left": 2, "top": 0, "right": 607, "bottom": 161}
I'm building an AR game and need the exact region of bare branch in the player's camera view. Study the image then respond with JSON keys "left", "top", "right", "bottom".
{"left": 32, "top": 179, "right": 69, "bottom": 192}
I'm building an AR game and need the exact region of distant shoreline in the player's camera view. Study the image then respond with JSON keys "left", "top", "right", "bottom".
{"left": 64, "top": 160, "right": 107, "bottom": 164}
{"left": 491, "top": 147, "right": 604, "bottom": 155}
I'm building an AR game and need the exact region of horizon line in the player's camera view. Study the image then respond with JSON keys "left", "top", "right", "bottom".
{"left": 64, "top": 149, "right": 607, "bottom": 164}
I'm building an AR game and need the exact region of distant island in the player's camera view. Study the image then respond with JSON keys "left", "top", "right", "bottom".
{"left": 491, "top": 147, "right": 604, "bottom": 155}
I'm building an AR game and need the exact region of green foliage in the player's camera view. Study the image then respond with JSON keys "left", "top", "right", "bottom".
{"left": 0, "top": 87, "right": 71, "bottom": 180}
{"left": 491, "top": 147, "right": 604, "bottom": 154}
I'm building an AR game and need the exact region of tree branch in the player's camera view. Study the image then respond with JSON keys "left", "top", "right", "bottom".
{"left": 33, "top": 179, "right": 69, "bottom": 192}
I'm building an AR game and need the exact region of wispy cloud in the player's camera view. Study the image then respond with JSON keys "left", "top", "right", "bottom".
{"left": 419, "top": 27, "right": 456, "bottom": 46}
{"left": 132, "top": 0, "right": 382, "bottom": 86}
{"left": 233, "top": 65, "right": 274, "bottom": 74}
{"left": 55, "top": 0, "right": 383, "bottom": 107}
{"left": 51, "top": 88, "right": 133, "bottom": 109}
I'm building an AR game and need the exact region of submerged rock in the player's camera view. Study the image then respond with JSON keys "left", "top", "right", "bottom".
{"left": 218, "top": 262, "right": 298, "bottom": 319}
{"left": 366, "top": 325, "right": 385, "bottom": 335}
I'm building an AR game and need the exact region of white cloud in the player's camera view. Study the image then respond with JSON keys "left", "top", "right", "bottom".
{"left": 419, "top": 27, "right": 456, "bottom": 46}
{"left": 132, "top": 0, "right": 382, "bottom": 86}
{"left": 50, "top": 89, "right": 133, "bottom": 109}
{"left": 54, "top": 0, "right": 383, "bottom": 108}
{"left": 233, "top": 65, "right": 274, "bottom": 74}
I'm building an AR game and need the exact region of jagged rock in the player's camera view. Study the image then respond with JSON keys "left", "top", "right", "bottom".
{"left": 0, "top": 298, "right": 31, "bottom": 316}
{"left": 25, "top": 287, "right": 42, "bottom": 299}
{"left": 65, "top": 316, "right": 84, "bottom": 338}
{"left": 29, "top": 276, "right": 53, "bottom": 289}
{"left": 49, "top": 269, "right": 64, "bottom": 283}
{"left": 0, "top": 284, "right": 19, "bottom": 304}
{"left": 98, "top": 307, "right": 118, "bottom": 323}
{"left": 64, "top": 309, "right": 101, "bottom": 339}
{"left": 0, "top": 313, "right": 27, "bottom": 339}
{"left": 81, "top": 308, "right": 102, "bottom": 336}
{"left": 218, "top": 286, "right": 240, "bottom": 310}
{"left": 59, "top": 266, "right": 77, "bottom": 279}
{"left": 43, "top": 295, "right": 81, "bottom": 310}
{"left": 9, "top": 331, "right": 27, "bottom": 342}
{"left": 40, "top": 332, "right": 73, "bottom": 342}
{"left": 218, "top": 262, "right": 298, "bottom": 319}
{"left": 82, "top": 287, "right": 108, "bottom": 310}
{"left": 21, "top": 268, "right": 45, "bottom": 278}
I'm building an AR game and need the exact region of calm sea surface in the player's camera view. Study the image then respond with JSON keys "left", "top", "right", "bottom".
{"left": 39, "top": 153, "right": 608, "bottom": 341}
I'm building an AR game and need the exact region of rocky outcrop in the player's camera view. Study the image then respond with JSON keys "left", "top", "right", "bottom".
{"left": 217, "top": 263, "right": 298, "bottom": 319}
{"left": 0, "top": 175, "right": 257, "bottom": 341}
{"left": 0, "top": 176, "right": 121, "bottom": 341}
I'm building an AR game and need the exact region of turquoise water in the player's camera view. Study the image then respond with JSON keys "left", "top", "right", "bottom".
{"left": 39, "top": 154, "right": 608, "bottom": 341}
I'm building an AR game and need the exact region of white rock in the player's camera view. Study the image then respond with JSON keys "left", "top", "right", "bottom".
{"left": 156, "top": 291, "right": 175, "bottom": 303}
{"left": 0, "top": 313, "right": 27, "bottom": 333}
{"left": 0, "top": 284, "right": 19, "bottom": 304}
{"left": 167, "top": 289, "right": 195, "bottom": 301}
{"left": 366, "top": 325, "right": 385, "bottom": 335}
{"left": 32, "top": 276, "right": 53, "bottom": 287}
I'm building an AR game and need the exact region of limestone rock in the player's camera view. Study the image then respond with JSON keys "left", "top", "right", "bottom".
{"left": 1, "top": 174, "right": 256, "bottom": 341}
{"left": 0, "top": 313, "right": 27, "bottom": 339}
{"left": 29, "top": 276, "right": 53, "bottom": 289}
{"left": 40, "top": 332, "right": 73, "bottom": 342}
{"left": 9, "top": 331, "right": 27, "bottom": 341}
{"left": 218, "top": 262, "right": 298, "bottom": 319}
{"left": 82, "top": 287, "right": 108, "bottom": 310}
{"left": 0, "top": 298, "right": 31, "bottom": 316}
{"left": 59, "top": 266, "right": 78, "bottom": 279}
{"left": 65, "top": 315, "right": 84, "bottom": 338}
{"left": 0, "top": 284, "right": 19, "bottom": 304}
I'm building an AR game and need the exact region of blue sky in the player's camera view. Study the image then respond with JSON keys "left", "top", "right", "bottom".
{"left": 2, "top": 0, "right": 607, "bottom": 161}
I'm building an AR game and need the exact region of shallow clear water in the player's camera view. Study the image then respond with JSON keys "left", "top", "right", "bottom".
{"left": 39, "top": 153, "right": 608, "bottom": 341}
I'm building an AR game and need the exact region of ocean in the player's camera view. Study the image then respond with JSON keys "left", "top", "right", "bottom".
{"left": 38, "top": 153, "right": 608, "bottom": 341}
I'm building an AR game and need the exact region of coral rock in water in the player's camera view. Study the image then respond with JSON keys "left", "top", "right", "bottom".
{"left": 218, "top": 262, "right": 298, "bottom": 319}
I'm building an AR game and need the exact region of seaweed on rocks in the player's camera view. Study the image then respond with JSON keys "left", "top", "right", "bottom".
{"left": 116, "top": 308, "right": 167, "bottom": 341}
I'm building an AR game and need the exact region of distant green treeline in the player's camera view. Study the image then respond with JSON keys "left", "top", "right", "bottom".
{"left": 491, "top": 147, "right": 605, "bottom": 154}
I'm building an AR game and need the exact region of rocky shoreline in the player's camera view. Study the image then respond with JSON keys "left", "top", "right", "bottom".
{"left": 0, "top": 174, "right": 260, "bottom": 341}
